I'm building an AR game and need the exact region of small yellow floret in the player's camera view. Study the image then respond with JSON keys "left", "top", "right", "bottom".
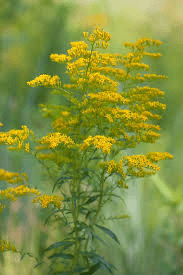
{"left": 27, "top": 74, "right": 61, "bottom": 88}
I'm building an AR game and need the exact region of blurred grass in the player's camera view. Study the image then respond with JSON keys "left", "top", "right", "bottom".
{"left": 0, "top": 0, "right": 182, "bottom": 274}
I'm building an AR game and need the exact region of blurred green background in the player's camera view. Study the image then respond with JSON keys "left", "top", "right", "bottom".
{"left": 0, "top": 0, "right": 182, "bottom": 274}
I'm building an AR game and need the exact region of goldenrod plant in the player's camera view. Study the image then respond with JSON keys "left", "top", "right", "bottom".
{"left": 0, "top": 26, "right": 173, "bottom": 274}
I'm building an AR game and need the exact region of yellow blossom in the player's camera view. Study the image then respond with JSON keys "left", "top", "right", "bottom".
{"left": 0, "top": 240, "right": 17, "bottom": 253}
{"left": 27, "top": 74, "right": 61, "bottom": 88}
{"left": 124, "top": 155, "right": 160, "bottom": 177}
{"left": 146, "top": 152, "right": 173, "bottom": 162}
{"left": 80, "top": 135, "right": 116, "bottom": 154}
{"left": 25, "top": 143, "right": 29, "bottom": 152}
{"left": 0, "top": 169, "right": 28, "bottom": 184}
{"left": 32, "top": 194, "right": 64, "bottom": 209}
{"left": 0, "top": 125, "right": 33, "bottom": 151}
{"left": 40, "top": 132, "right": 75, "bottom": 149}
{"left": 50, "top": 53, "right": 68, "bottom": 63}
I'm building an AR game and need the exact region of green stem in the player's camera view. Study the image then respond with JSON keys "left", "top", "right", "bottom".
{"left": 83, "top": 154, "right": 107, "bottom": 264}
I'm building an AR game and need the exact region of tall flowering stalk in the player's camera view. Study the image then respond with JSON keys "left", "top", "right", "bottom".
{"left": 0, "top": 27, "right": 173, "bottom": 274}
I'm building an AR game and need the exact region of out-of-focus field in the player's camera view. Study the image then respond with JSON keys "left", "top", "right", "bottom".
{"left": 0, "top": 0, "right": 183, "bottom": 274}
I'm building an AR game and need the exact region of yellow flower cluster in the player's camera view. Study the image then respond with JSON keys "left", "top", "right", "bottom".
{"left": 24, "top": 143, "right": 30, "bottom": 152}
{"left": 32, "top": 194, "right": 64, "bottom": 209}
{"left": 143, "top": 52, "right": 162, "bottom": 58}
{"left": 37, "top": 153, "right": 55, "bottom": 160}
{"left": 122, "top": 86, "right": 165, "bottom": 103}
{"left": 104, "top": 159, "right": 126, "bottom": 178}
{"left": 52, "top": 118, "right": 67, "bottom": 131}
{"left": 27, "top": 74, "right": 61, "bottom": 88}
{"left": 50, "top": 53, "right": 69, "bottom": 63}
{"left": 141, "top": 130, "right": 161, "bottom": 143}
{"left": 62, "top": 111, "right": 70, "bottom": 117}
{"left": 87, "top": 72, "right": 119, "bottom": 90}
{"left": 80, "top": 135, "right": 116, "bottom": 154}
{"left": 109, "top": 108, "right": 148, "bottom": 122}
{"left": 95, "top": 66, "right": 127, "bottom": 82}
{"left": 146, "top": 152, "right": 173, "bottom": 162}
{"left": 40, "top": 132, "right": 75, "bottom": 149}
{"left": 99, "top": 53, "right": 121, "bottom": 66}
{"left": 0, "top": 185, "right": 41, "bottom": 202}
{"left": 124, "top": 155, "right": 160, "bottom": 177}
{"left": 0, "top": 125, "right": 32, "bottom": 151}
{"left": 67, "top": 57, "right": 88, "bottom": 75}
{"left": 87, "top": 91, "right": 129, "bottom": 104}
{"left": 143, "top": 74, "right": 168, "bottom": 80}
{"left": 125, "top": 62, "right": 150, "bottom": 71}
{"left": 0, "top": 169, "right": 28, "bottom": 184}
{"left": 146, "top": 101, "right": 166, "bottom": 110}
{"left": 83, "top": 26, "right": 111, "bottom": 46}
{"left": 0, "top": 240, "right": 17, "bottom": 252}
{"left": 105, "top": 114, "right": 114, "bottom": 123}
{"left": 124, "top": 38, "right": 162, "bottom": 49}
{"left": 133, "top": 73, "right": 168, "bottom": 82}
{"left": 67, "top": 41, "right": 89, "bottom": 59}
{"left": 0, "top": 123, "right": 3, "bottom": 127}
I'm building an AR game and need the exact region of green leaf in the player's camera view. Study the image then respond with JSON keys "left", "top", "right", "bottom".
{"left": 80, "top": 262, "right": 101, "bottom": 275}
{"left": 92, "top": 232, "right": 107, "bottom": 246}
{"left": 44, "top": 209, "right": 60, "bottom": 225}
{"left": 48, "top": 252, "right": 74, "bottom": 260}
{"left": 52, "top": 175, "right": 73, "bottom": 192}
{"left": 20, "top": 253, "right": 25, "bottom": 261}
{"left": 44, "top": 241, "right": 74, "bottom": 252}
{"left": 83, "top": 195, "right": 99, "bottom": 205}
{"left": 94, "top": 224, "right": 120, "bottom": 245}
{"left": 82, "top": 252, "right": 117, "bottom": 275}
{"left": 33, "top": 262, "right": 43, "bottom": 269}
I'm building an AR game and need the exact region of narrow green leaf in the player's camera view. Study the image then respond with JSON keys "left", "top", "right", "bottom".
{"left": 80, "top": 262, "right": 101, "bottom": 275}
{"left": 44, "top": 241, "right": 74, "bottom": 252}
{"left": 33, "top": 262, "right": 43, "bottom": 269}
{"left": 48, "top": 252, "right": 74, "bottom": 260}
{"left": 20, "top": 254, "right": 25, "bottom": 261}
{"left": 92, "top": 232, "right": 107, "bottom": 246}
{"left": 94, "top": 224, "right": 120, "bottom": 244}
{"left": 84, "top": 195, "right": 99, "bottom": 205}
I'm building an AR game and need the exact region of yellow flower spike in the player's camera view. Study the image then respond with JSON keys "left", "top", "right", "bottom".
{"left": 27, "top": 74, "right": 61, "bottom": 88}
{"left": 83, "top": 32, "right": 89, "bottom": 38}
{"left": 32, "top": 194, "right": 64, "bottom": 209}
{"left": 50, "top": 53, "right": 68, "bottom": 63}
{"left": 81, "top": 135, "right": 116, "bottom": 154}
{"left": 0, "top": 240, "right": 17, "bottom": 253}
{"left": 89, "top": 34, "right": 96, "bottom": 43}
{"left": 25, "top": 143, "right": 29, "bottom": 152}
{"left": 40, "top": 132, "right": 75, "bottom": 149}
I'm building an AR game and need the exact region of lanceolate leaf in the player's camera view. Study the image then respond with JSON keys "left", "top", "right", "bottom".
{"left": 48, "top": 252, "right": 74, "bottom": 260}
{"left": 92, "top": 232, "right": 107, "bottom": 246}
{"left": 94, "top": 224, "right": 120, "bottom": 244}
{"left": 44, "top": 241, "right": 74, "bottom": 252}
{"left": 33, "top": 262, "right": 44, "bottom": 269}
{"left": 83, "top": 195, "right": 99, "bottom": 205}
{"left": 81, "top": 252, "right": 117, "bottom": 275}
{"left": 80, "top": 262, "right": 101, "bottom": 275}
